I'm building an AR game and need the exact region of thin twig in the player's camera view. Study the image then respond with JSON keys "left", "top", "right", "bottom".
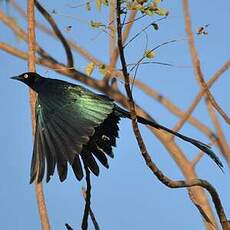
{"left": 81, "top": 163, "right": 91, "bottom": 230}
{"left": 104, "top": 10, "right": 137, "bottom": 81}
{"left": 35, "top": 0, "right": 74, "bottom": 68}
{"left": 191, "top": 152, "right": 205, "bottom": 168}
{"left": 108, "top": 0, "right": 116, "bottom": 62}
{"left": 124, "top": 16, "right": 167, "bottom": 48}
{"left": 103, "top": 0, "right": 116, "bottom": 84}
{"left": 27, "top": 0, "right": 50, "bottom": 229}
{"left": 172, "top": 59, "right": 230, "bottom": 136}
{"left": 182, "top": 0, "right": 230, "bottom": 126}
{"left": 129, "top": 38, "right": 185, "bottom": 73}
{"left": 0, "top": 9, "right": 58, "bottom": 63}
{"left": 82, "top": 187, "right": 100, "bottom": 230}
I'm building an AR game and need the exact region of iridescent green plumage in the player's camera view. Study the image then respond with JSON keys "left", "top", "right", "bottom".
{"left": 31, "top": 77, "right": 118, "bottom": 182}
{"left": 12, "top": 72, "right": 223, "bottom": 183}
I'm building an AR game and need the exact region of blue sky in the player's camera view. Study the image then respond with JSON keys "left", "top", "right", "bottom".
{"left": 0, "top": 1, "right": 230, "bottom": 229}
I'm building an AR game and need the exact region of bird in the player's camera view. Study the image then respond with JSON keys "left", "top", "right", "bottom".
{"left": 12, "top": 72, "right": 223, "bottom": 183}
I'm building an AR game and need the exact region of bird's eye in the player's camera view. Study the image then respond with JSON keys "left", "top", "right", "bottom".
{"left": 24, "top": 74, "right": 29, "bottom": 79}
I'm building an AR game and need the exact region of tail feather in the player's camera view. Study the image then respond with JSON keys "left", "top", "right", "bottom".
{"left": 116, "top": 106, "right": 223, "bottom": 171}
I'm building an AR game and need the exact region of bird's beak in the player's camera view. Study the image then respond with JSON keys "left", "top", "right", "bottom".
{"left": 11, "top": 76, "right": 21, "bottom": 81}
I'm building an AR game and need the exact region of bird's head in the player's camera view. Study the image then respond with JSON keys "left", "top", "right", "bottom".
{"left": 11, "top": 72, "right": 41, "bottom": 90}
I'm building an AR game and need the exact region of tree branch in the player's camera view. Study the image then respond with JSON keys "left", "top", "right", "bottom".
{"left": 173, "top": 59, "right": 230, "bottom": 133}
{"left": 82, "top": 187, "right": 100, "bottom": 230}
{"left": 81, "top": 163, "right": 91, "bottom": 230}
{"left": 182, "top": 0, "right": 230, "bottom": 126}
{"left": 35, "top": 0, "right": 74, "bottom": 68}
{"left": 27, "top": 0, "right": 50, "bottom": 229}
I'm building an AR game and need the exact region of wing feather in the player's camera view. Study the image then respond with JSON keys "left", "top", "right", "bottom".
{"left": 39, "top": 128, "right": 56, "bottom": 182}
{"left": 32, "top": 84, "right": 116, "bottom": 182}
{"left": 71, "top": 155, "right": 83, "bottom": 180}
{"left": 81, "top": 152, "right": 99, "bottom": 176}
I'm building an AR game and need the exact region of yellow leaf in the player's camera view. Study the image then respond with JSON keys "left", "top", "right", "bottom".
{"left": 96, "top": 0, "right": 102, "bottom": 11}
{"left": 99, "top": 64, "right": 107, "bottom": 76}
{"left": 85, "top": 63, "right": 95, "bottom": 76}
{"left": 90, "top": 20, "right": 104, "bottom": 29}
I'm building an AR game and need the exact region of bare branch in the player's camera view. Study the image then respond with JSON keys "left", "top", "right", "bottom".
{"left": 81, "top": 163, "right": 91, "bottom": 230}
{"left": 191, "top": 152, "right": 205, "bottom": 168}
{"left": 27, "top": 0, "right": 50, "bottom": 229}
{"left": 10, "top": 0, "right": 101, "bottom": 66}
{"left": 182, "top": 0, "right": 230, "bottom": 126}
{"left": 35, "top": 0, "right": 74, "bottom": 68}
{"left": 82, "top": 187, "right": 100, "bottom": 230}
{"left": 104, "top": 10, "right": 137, "bottom": 81}
{"left": 206, "top": 99, "right": 230, "bottom": 163}
{"left": 173, "top": 59, "right": 230, "bottom": 135}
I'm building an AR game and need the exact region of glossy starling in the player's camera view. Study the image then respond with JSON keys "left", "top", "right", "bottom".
{"left": 12, "top": 72, "right": 223, "bottom": 183}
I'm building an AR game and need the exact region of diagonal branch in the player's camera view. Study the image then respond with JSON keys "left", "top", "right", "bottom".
{"left": 82, "top": 187, "right": 100, "bottom": 230}
{"left": 27, "top": 0, "right": 50, "bottom": 229}
{"left": 173, "top": 59, "right": 230, "bottom": 135}
{"left": 81, "top": 163, "right": 91, "bottom": 230}
{"left": 104, "top": 9, "right": 137, "bottom": 81}
{"left": 35, "top": 0, "right": 74, "bottom": 68}
{"left": 206, "top": 100, "right": 230, "bottom": 163}
{"left": 0, "top": 9, "right": 58, "bottom": 64}
{"left": 182, "top": 0, "right": 230, "bottom": 126}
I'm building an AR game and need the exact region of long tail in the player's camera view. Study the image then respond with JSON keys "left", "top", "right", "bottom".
{"left": 116, "top": 106, "right": 223, "bottom": 171}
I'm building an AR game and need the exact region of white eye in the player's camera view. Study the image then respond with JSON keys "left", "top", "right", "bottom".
{"left": 24, "top": 74, "right": 29, "bottom": 79}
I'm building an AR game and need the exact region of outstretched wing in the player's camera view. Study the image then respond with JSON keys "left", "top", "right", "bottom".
{"left": 30, "top": 88, "right": 114, "bottom": 183}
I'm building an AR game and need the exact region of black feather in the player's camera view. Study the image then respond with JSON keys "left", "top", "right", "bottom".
{"left": 71, "top": 155, "right": 83, "bottom": 180}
